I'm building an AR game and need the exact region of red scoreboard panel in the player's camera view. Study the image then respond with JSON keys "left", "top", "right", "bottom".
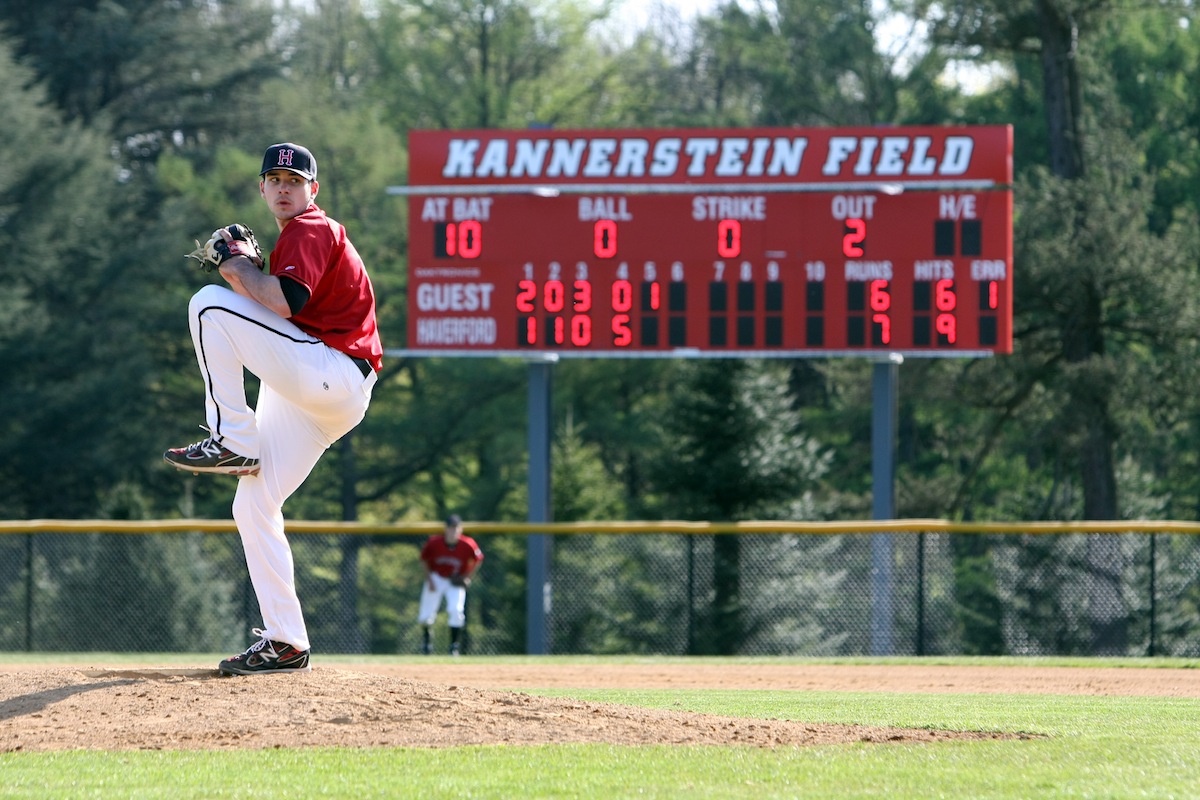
{"left": 401, "top": 126, "right": 1012, "bottom": 357}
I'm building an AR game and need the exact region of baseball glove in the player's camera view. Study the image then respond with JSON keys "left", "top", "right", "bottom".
{"left": 449, "top": 574, "right": 471, "bottom": 588}
{"left": 185, "top": 223, "right": 263, "bottom": 272}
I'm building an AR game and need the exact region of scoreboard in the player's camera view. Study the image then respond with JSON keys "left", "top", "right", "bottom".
{"left": 399, "top": 126, "right": 1012, "bottom": 357}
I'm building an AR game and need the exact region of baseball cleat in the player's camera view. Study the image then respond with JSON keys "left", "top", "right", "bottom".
{"left": 164, "top": 434, "right": 260, "bottom": 476}
{"left": 219, "top": 629, "right": 311, "bottom": 675}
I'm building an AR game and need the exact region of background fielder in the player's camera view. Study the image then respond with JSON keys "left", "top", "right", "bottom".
{"left": 418, "top": 514, "right": 484, "bottom": 655}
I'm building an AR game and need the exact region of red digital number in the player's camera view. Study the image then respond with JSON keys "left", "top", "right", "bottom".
{"left": 572, "top": 315, "right": 592, "bottom": 347}
{"left": 544, "top": 280, "right": 565, "bottom": 313}
{"left": 457, "top": 220, "right": 482, "bottom": 258}
{"left": 612, "top": 315, "right": 632, "bottom": 346}
{"left": 936, "top": 313, "right": 957, "bottom": 343}
{"left": 869, "top": 279, "right": 891, "bottom": 312}
{"left": 988, "top": 281, "right": 999, "bottom": 310}
{"left": 843, "top": 218, "right": 866, "bottom": 257}
{"left": 873, "top": 313, "right": 892, "bottom": 344}
{"left": 717, "top": 219, "right": 741, "bottom": 258}
{"left": 573, "top": 280, "right": 592, "bottom": 312}
{"left": 612, "top": 280, "right": 633, "bottom": 313}
{"left": 647, "top": 281, "right": 660, "bottom": 311}
{"left": 516, "top": 280, "right": 537, "bottom": 312}
{"left": 936, "top": 279, "right": 957, "bottom": 311}
{"left": 594, "top": 220, "right": 618, "bottom": 258}
{"left": 442, "top": 220, "right": 483, "bottom": 259}
{"left": 523, "top": 316, "right": 537, "bottom": 344}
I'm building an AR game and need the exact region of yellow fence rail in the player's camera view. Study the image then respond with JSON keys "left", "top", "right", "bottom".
{"left": 2, "top": 519, "right": 1200, "bottom": 534}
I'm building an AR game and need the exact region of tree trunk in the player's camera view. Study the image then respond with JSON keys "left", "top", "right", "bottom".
{"left": 1038, "top": 0, "right": 1083, "bottom": 180}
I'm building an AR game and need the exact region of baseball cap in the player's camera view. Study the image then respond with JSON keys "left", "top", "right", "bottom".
{"left": 260, "top": 142, "right": 317, "bottom": 180}
{"left": 445, "top": 514, "right": 463, "bottom": 528}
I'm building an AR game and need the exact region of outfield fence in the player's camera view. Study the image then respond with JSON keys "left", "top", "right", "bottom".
{"left": 1, "top": 519, "right": 1198, "bottom": 657}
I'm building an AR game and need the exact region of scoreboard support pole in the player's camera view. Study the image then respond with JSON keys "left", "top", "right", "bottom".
{"left": 525, "top": 356, "right": 556, "bottom": 655}
{"left": 870, "top": 355, "right": 901, "bottom": 656}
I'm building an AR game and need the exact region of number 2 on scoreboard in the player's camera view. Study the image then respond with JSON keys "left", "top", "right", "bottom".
{"left": 842, "top": 218, "right": 866, "bottom": 258}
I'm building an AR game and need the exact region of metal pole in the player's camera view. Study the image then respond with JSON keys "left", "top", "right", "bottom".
{"left": 916, "top": 531, "right": 926, "bottom": 656}
{"left": 870, "top": 355, "right": 901, "bottom": 656}
{"left": 525, "top": 357, "right": 555, "bottom": 654}
{"left": 1149, "top": 532, "right": 1157, "bottom": 657}
{"left": 686, "top": 537, "right": 695, "bottom": 654}
{"left": 25, "top": 533, "right": 33, "bottom": 652}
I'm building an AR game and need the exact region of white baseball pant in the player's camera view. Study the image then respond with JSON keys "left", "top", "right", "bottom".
{"left": 418, "top": 574, "right": 468, "bottom": 628}
{"left": 189, "top": 284, "right": 376, "bottom": 651}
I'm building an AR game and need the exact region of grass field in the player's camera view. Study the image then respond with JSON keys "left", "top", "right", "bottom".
{"left": 2, "top": 655, "right": 1198, "bottom": 799}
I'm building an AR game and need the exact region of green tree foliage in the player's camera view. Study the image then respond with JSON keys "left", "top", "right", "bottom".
{"left": 362, "top": 0, "right": 618, "bottom": 129}
{"left": 0, "top": 37, "right": 159, "bottom": 517}
{"left": 738, "top": 0, "right": 900, "bottom": 124}
{"left": 1095, "top": 11, "right": 1200, "bottom": 233}
{"left": 0, "top": 0, "right": 275, "bottom": 169}
{"left": 649, "top": 360, "right": 828, "bottom": 521}
{"left": 554, "top": 360, "right": 678, "bottom": 513}
{"left": 611, "top": 0, "right": 902, "bottom": 126}
{"left": 906, "top": 0, "right": 1199, "bottom": 519}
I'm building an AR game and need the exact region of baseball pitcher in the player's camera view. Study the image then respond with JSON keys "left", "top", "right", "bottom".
{"left": 166, "top": 142, "right": 383, "bottom": 675}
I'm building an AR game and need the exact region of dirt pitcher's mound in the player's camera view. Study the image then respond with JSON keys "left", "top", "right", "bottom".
{"left": 0, "top": 667, "right": 1014, "bottom": 752}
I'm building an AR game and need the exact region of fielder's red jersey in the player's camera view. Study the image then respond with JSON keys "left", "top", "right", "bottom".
{"left": 420, "top": 534, "right": 484, "bottom": 578}
{"left": 271, "top": 203, "right": 383, "bottom": 371}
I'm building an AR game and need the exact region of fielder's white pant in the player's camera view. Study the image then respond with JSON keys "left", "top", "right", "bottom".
{"left": 189, "top": 284, "right": 376, "bottom": 651}
{"left": 418, "top": 574, "right": 468, "bottom": 628}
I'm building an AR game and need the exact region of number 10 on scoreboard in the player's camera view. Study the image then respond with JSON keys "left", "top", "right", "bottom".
{"left": 434, "top": 220, "right": 483, "bottom": 259}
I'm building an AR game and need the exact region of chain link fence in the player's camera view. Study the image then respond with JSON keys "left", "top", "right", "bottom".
{"left": 1, "top": 522, "right": 1198, "bottom": 657}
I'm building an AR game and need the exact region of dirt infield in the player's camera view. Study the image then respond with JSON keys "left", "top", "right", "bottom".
{"left": 3, "top": 661, "right": 1196, "bottom": 752}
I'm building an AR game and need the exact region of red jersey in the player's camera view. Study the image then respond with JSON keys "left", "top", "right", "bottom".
{"left": 270, "top": 203, "right": 383, "bottom": 371}
{"left": 420, "top": 534, "right": 484, "bottom": 578}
